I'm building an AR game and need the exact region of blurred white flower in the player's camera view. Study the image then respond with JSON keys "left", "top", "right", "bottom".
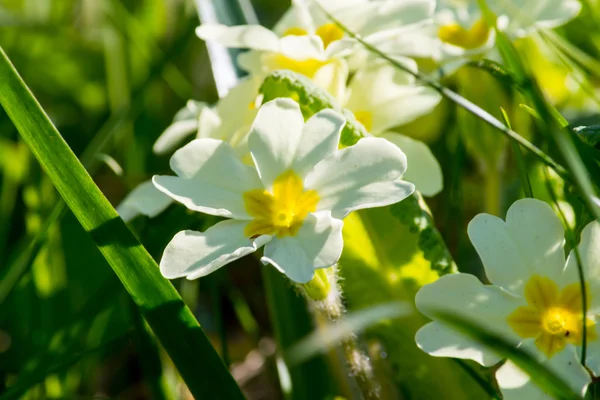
{"left": 415, "top": 198, "right": 598, "bottom": 399}
{"left": 117, "top": 78, "right": 260, "bottom": 222}
{"left": 152, "top": 98, "right": 414, "bottom": 283}
{"left": 376, "top": 0, "right": 581, "bottom": 67}
{"left": 153, "top": 77, "right": 261, "bottom": 157}
{"left": 195, "top": 0, "right": 436, "bottom": 98}
{"left": 343, "top": 58, "right": 443, "bottom": 196}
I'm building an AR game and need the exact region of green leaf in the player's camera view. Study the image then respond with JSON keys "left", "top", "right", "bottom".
{"left": 0, "top": 47, "right": 244, "bottom": 400}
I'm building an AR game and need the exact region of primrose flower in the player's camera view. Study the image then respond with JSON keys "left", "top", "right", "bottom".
{"left": 117, "top": 78, "right": 260, "bottom": 222}
{"left": 376, "top": 0, "right": 581, "bottom": 67}
{"left": 153, "top": 98, "right": 414, "bottom": 283}
{"left": 344, "top": 58, "right": 443, "bottom": 196}
{"left": 196, "top": 24, "right": 351, "bottom": 99}
{"left": 195, "top": 0, "right": 435, "bottom": 99}
{"left": 153, "top": 77, "right": 260, "bottom": 157}
{"left": 415, "top": 198, "right": 599, "bottom": 399}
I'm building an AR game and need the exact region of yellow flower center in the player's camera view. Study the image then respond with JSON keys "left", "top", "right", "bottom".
{"left": 283, "top": 23, "right": 344, "bottom": 49}
{"left": 315, "top": 23, "right": 344, "bottom": 48}
{"left": 243, "top": 170, "right": 319, "bottom": 238}
{"left": 354, "top": 111, "right": 373, "bottom": 132}
{"left": 438, "top": 18, "right": 491, "bottom": 49}
{"left": 262, "top": 53, "right": 326, "bottom": 78}
{"left": 507, "top": 275, "right": 596, "bottom": 357}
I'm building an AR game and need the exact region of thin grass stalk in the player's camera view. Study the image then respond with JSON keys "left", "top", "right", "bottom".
{"left": 0, "top": 46, "right": 244, "bottom": 400}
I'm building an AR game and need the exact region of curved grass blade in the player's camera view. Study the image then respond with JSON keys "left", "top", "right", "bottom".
{"left": 0, "top": 47, "right": 245, "bottom": 400}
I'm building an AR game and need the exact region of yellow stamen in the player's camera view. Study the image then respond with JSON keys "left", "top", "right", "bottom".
{"left": 315, "top": 23, "right": 344, "bottom": 48}
{"left": 283, "top": 27, "right": 308, "bottom": 37}
{"left": 243, "top": 170, "right": 319, "bottom": 238}
{"left": 438, "top": 18, "right": 490, "bottom": 50}
{"left": 283, "top": 23, "right": 344, "bottom": 49}
{"left": 354, "top": 111, "right": 373, "bottom": 132}
{"left": 507, "top": 275, "right": 596, "bottom": 357}
{"left": 262, "top": 53, "right": 326, "bottom": 78}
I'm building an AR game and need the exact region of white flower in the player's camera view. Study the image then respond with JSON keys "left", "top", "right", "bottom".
{"left": 152, "top": 98, "right": 414, "bottom": 283}
{"left": 153, "top": 77, "right": 260, "bottom": 157}
{"left": 415, "top": 198, "right": 599, "bottom": 399}
{"left": 117, "top": 78, "right": 260, "bottom": 222}
{"left": 377, "top": 0, "right": 581, "bottom": 66}
{"left": 195, "top": 0, "right": 436, "bottom": 99}
{"left": 196, "top": 24, "right": 351, "bottom": 99}
{"left": 343, "top": 58, "right": 443, "bottom": 196}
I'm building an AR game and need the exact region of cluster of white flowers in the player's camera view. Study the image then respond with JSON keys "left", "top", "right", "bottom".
{"left": 117, "top": 0, "right": 593, "bottom": 397}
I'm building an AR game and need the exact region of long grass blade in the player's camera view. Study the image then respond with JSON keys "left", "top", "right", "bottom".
{"left": 0, "top": 46, "right": 244, "bottom": 400}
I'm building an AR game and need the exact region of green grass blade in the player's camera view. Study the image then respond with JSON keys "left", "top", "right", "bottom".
{"left": 0, "top": 46, "right": 245, "bottom": 400}
{"left": 0, "top": 20, "right": 197, "bottom": 306}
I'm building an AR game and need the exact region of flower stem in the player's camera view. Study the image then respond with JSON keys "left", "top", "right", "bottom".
{"left": 301, "top": 267, "right": 381, "bottom": 399}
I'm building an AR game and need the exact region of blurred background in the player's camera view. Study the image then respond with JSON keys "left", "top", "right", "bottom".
{"left": 1, "top": 0, "right": 599, "bottom": 399}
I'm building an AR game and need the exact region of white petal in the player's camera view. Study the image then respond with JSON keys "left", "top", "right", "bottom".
{"left": 248, "top": 98, "right": 304, "bottom": 189}
{"left": 195, "top": 24, "right": 280, "bottom": 52}
{"left": 279, "top": 35, "right": 325, "bottom": 60}
{"left": 213, "top": 77, "right": 260, "bottom": 147}
{"left": 583, "top": 324, "right": 600, "bottom": 376}
{"left": 467, "top": 199, "right": 565, "bottom": 296}
{"left": 379, "top": 132, "right": 443, "bottom": 197}
{"left": 153, "top": 120, "right": 199, "bottom": 155}
{"left": 497, "top": 0, "right": 582, "bottom": 37}
{"left": 291, "top": 109, "right": 345, "bottom": 178}
{"left": 345, "top": 59, "right": 441, "bottom": 133}
{"left": 273, "top": 0, "right": 366, "bottom": 36}
{"left": 495, "top": 343, "right": 591, "bottom": 400}
{"left": 160, "top": 220, "right": 271, "bottom": 280}
{"left": 415, "top": 273, "right": 523, "bottom": 345}
{"left": 196, "top": 106, "right": 222, "bottom": 140}
{"left": 327, "top": 0, "right": 434, "bottom": 38}
{"left": 261, "top": 212, "right": 343, "bottom": 283}
{"left": 153, "top": 139, "right": 262, "bottom": 219}
{"left": 324, "top": 38, "right": 357, "bottom": 58}
{"left": 117, "top": 181, "right": 173, "bottom": 222}
{"left": 416, "top": 321, "right": 502, "bottom": 367}
{"left": 312, "top": 58, "right": 349, "bottom": 102}
{"left": 305, "top": 137, "right": 412, "bottom": 218}
{"left": 236, "top": 50, "right": 265, "bottom": 76}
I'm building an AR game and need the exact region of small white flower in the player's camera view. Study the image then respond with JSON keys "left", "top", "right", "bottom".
{"left": 117, "top": 78, "right": 261, "bottom": 222}
{"left": 196, "top": 24, "right": 351, "bottom": 99}
{"left": 343, "top": 58, "right": 443, "bottom": 196}
{"left": 153, "top": 98, "right": 414, "bottom": 283}
{"left": 153, "top": 77, "right": 260, "bottom": 157}
{"left": 415, "top": 198, "right": 599, "bottom": 399}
